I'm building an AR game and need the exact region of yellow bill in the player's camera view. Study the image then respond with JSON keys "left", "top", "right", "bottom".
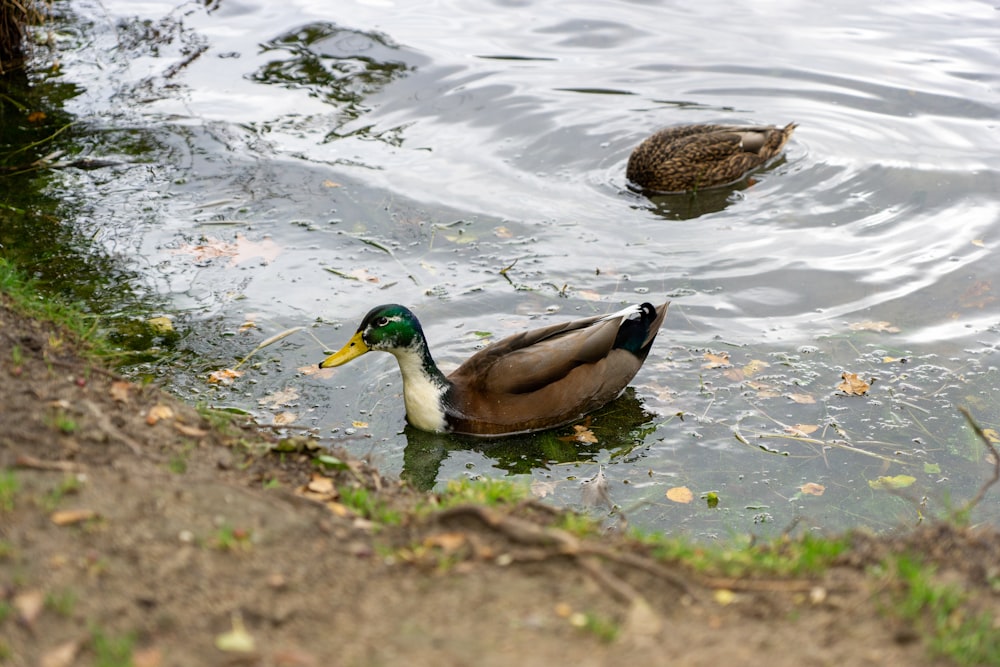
{"left": 319, "top": 332, "right": 369, "bottom": 368}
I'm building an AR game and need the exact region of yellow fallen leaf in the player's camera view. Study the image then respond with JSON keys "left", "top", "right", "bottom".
{"left": 14, "top": 590, "right": 44, "bottom": 625}
{"left": 174, "top": 422, "right": 208, "bottom": 437}
{"left": 351, "top": 421, "right": 369, "bottom": 429}
{"left": 960, "top": 280, "right": 995, "bottom": 309}
{"left": 703, "top": 352, "right": 730, "bottom": 368}
{"left": 713, "top": 589, "right": 736, "bottom": 606}
{"left": 40, "top": 640, "right": 81, "bottom": 667}
{"left": 666, "top": 486, "right": 693, "bottom": 504}
{"left": 271, "top": 412, "right": 296, "bottom": 426}
{"left": 424, "top": 532, "right": 468, "bottom": 553}
{"left": 558, "top": 424, "right": 598, "bottom": 443}
{"left": 238, "top": 320, "right": 258, "bottom": 332}
{"left": 868, "top": 475, "right": 916, "bottom": 490}
{"left": 146, "top": 404, "right": 175, "bottom": 425}
{"left": 146, "top": 316, "right": 174, "bottom": 334}
{"left": 787, "top": 424, "right": 818, "bottom": 435}
{"left": 207, "top": 368, "right": 243, "bottom": 385}
{"left": 837, "top": 372, "right": 870, "bottom": 396}
{"left": 231, "top": 233, "right": 281, "bottom": 266}
{"left": 493, "top": 226, "right": 513, "bottom": 239}
{"left": 215, "top": 613, "right": 255, "bottom": 653}
{"left": 51, "top": 509, "right": 98, "bottom": 525}
{"left": 848, "top": 321, "right": 901, "bottom": 333}
{"left": 799, "top": 482, "right": 825, "bottom": 496}
{"left": 323, "top": 180, "right": 341, "bottom": 188}
{"left": 742, "top": 359, "right": 770, "bottom": 377}
{"left": 788, "top": 393, "right": 816, "bottom": 404}
{"left": 305, "top": 474, "right": 335, "bottom": 496}
{"left": 983, "top": 429, "right": 1000, "bottom": 444}
{"left": 972, "top": 239, "right": 985, "bottom": 247}
{"left": 109, "top": 380, "right": 133, "bottom": 403}
{"left": 530, "top": 479, "right": 558, "bottom": 498}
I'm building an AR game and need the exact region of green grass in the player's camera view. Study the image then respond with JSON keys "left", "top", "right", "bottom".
{"left": 43, "top": 474, "right": 83, "bottom": 510}
{"left": 576, "top": 611, "right": 619, "bottom": 643}
{"left": 881, "top": 554, "right": 1000, "bottom": 666}
{"left": 339, "top": 485, "right": 402, "bottom": 525}
{"left": 213, "top": 523, "right": 252, "bottom": 552}
{"left": 0, "top": 470, "right": 18, "bottom": 512}
{"left": 432, "top": 477, "right": 529, "bottom": 509}
{"left": 0, "top": 258, "right": 110, "bottom": 358}
{"left": 636, "top": 530, "right": 850, "bottom": 578}
{"left": 45, "top": 589, "right": 77, "bottom": 617}
{"left": 90, "top": 626, "right": 136, "bottom": 667}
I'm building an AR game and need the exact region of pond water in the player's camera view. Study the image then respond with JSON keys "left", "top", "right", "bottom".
{"left": 19, "top": 0, "right": 1000, "bottom": 538}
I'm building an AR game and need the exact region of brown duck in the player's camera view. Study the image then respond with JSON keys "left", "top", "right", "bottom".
{"left": 319, "top": 301, "right": 669, "bottom": 437}
{"left": 626, "top": 122, "right": 797, "bottom": 193}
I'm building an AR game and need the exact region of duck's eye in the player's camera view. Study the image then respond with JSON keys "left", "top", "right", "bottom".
{"left": 376, "top": 316, "right": 389, "bottom": 327}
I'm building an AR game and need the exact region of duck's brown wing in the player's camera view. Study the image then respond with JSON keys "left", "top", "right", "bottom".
{"left": 443, "top": 302, "right": 668, "bottom": 436}
{"left": 627, "top": 123, "right": 796, "bottom": 192}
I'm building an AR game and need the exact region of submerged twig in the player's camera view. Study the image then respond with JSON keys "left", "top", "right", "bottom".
{"left": 957, "top": 406, "right": 1000, "bottom": 516}
{"left": 233, "top": 326, "right": 304, "bottom": 370}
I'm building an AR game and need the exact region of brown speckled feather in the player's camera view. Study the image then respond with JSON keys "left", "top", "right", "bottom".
{"left": 443, "top": 302, "right": 668, "bottom": 436}
{"left": 626, "top": 123, "right": 797, "bottom": 193}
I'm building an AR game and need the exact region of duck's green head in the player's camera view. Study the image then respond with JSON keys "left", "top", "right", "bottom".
{"left": 319, "top": 304, "right": 425, "bottom": 368}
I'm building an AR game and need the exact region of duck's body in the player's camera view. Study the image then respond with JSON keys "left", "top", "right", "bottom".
{"left": 319, "top": 302, "right": 668, "bottom": 437}
{"left": 626, "top": 122, "right": 797, "bottom": 193}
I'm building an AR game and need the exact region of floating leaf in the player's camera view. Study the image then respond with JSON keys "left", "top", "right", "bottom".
{"left": 558, "top": 424, "right": 598, "bottom": 444}
{"left": 146, "top": 404, "right": 175, "bottom": 425}
{"left": 259, "top": 387, "right": 301, "bottom": 409}
{"left": 982, "top": 429, "right": 1000, "bottom": 444}
{"left": 972, "top": 238, "right": 985, "bottom": 247}
{"left": 272, "top": 412, "right": 297, "bottom": 426}
{"left": 208, "top": 368, "right": 243, "bottom": 385}
{"left": 351, "top": 421, "right": 369, "bottom": 429}
{"left": 530, "top": 479, "right": 558, "bottom": 498}
{"left": 323, "top": 180, "right": 341, "bottom": 188}
{"left": 959, "top": 280, "right": 994, "bottom": 309}
{"left": 799, "top": 482, "right": 825, "bottom": 496}
{"left": 788, "top": 393, "right": 816, "bottom": 404}
{"left": 848, "top": 321, "right": 901, "bottom": 333}
{"left": 702, "top": 352, "right": 730, "bottom": 368}
{"left": 837, "top": 372, "right": 870, "bottom": 396}
{"left": 868, "top": 474, "right": 916, "bottom": 490}
{"left": 703, "top": 491, "right": 719, "bottom": 508}
{"left": 786, "top": 424, "right": 819, "bottom": 436}
{"left": 666, "top": 486, "right": 693, "bottom": 504}
{"left": 882, "top": 356, "right": 904, "bottom": 363}
{"left": 231, "top": 233, "right": 281, "bottom": 266}
{"left": 923, "top": 462, "right": 941, "bottom": 474}
{"left": 493, "top": 226, "right": 513, "bottom": 239}
{"left": 742, "top": 359, "right": 770, "bottom": 377}
{"left": 146, "top": 316, "right": 174, "bottom": 334}
{"left": 215, "top": 613, "right": 255, "bottom": 653}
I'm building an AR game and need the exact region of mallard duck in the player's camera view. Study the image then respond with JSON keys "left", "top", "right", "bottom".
{"left": 626, "top": 122, "right": 797, "bottom": 193}
{"left": 319, "top": 301, "right": 669, "bottom": 437}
